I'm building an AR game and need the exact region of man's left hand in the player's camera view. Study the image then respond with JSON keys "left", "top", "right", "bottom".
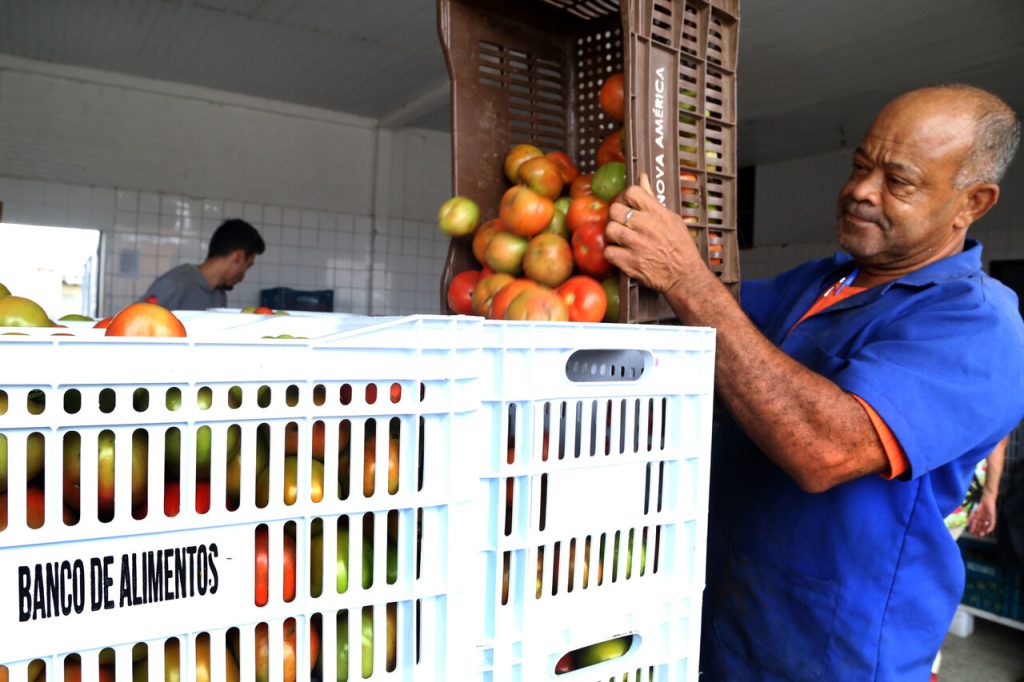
{"left": 604, "top": 173, "right": 707, "bottom": 297}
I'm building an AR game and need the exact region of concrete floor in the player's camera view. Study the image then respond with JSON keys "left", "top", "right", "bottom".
{"left": 938, "top": 613, "right": 1024, "bottom": 682}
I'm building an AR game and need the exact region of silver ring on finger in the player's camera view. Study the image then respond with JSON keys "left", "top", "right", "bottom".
{"left": 624, "top": 209, "right": 635, "bottom": 226}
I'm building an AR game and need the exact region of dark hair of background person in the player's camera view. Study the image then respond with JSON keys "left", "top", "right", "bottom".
{"left": 207, "top": 218, "right": 266, "bottom": 259}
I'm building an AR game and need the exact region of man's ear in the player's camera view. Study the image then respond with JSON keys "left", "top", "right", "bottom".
{"left": 953, "top": 183, "right": 1000, "bottom": 231}
{"left": 229, "top": 248, "right": 247, "bottom": 264}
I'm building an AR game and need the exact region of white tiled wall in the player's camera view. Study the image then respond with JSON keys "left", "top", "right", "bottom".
{"left": 0, "top": 57, "right": 453, "bottom": 318}
{"left": 0, "top": 175, "right": 381, "bottom": 316}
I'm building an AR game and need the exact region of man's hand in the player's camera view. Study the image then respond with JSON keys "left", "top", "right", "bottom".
{"left": 604, "top": 173, "right": 709, "bottom": 297}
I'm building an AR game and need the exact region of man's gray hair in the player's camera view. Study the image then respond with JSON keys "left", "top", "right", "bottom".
{"left": 939, "top": 84, "right": 1022, "bottom": 188}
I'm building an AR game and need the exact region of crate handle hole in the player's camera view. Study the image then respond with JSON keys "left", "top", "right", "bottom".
{"left": 566, "top": 350, "right": 649, "bottom": 383}
{"left": 555, "top": 634, "right": 636, "bottom": 674}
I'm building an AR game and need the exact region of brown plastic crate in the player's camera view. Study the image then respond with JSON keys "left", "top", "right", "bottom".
{"left": 438, "top": 0, "right": 740, "bottom": 322}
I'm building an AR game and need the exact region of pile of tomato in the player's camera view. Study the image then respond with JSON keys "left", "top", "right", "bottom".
{"left": 441, "top": 73, "right": 630, "bottom": 323}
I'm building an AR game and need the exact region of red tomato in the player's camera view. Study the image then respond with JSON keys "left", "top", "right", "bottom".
{"left": 557, "top": 275, "right": 608, "bottom": 323}
{"left": 504, "top": 144, "right": 544, "bottom": 184}
{"left": 254, "top": 525, "right": 297, "bottom": 607}
{"left": 480, "top": 265, "right": 495, "bottom": 278}
{"left": 472, "top": 219, "right": 507, "bottom": 265}
{"left": 252, "top": 307, "right": 275, "bottom": 314}
{"left": 566, "top": 195, "right": 609, "bottom": 234}
{"left": 572, "top": 223, "right": 616, "bottom": 279}
{"left": 517, "top": 156, "right": 564, "bottom": 199}
{"left": 105, "top": 303, "right": 187, "bottom": 337}
{"left": 472, "top": 273, "right": 515, "bottom": 317}
{"left": 447, "top": 270, "right": 482, "bottom": 315}
{"left": 597, "top": 130, "right": 626, "bottom": 166}
{"left": 499, "top": 185, "right": 555, "bottom": 238}
{"left": 599, "top": 72, "right": 625, "bottom": 122}
{"left": 93, "top": 316, "right": 113, "bottom": 329}
{"left": 569, "top": 173, "right": 594, "bottom": 198}
{"left": 489, "top": 278, "right": 538, "bottom": 320}
{"left": 545, "top": 150, "right": 580, "bottom": 184}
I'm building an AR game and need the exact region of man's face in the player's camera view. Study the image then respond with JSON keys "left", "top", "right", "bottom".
{"left": 836, "top": 93, "right": 975, "bottom": 271}
{"left": 223, "top": 251, "right": 255, "bottom": 290}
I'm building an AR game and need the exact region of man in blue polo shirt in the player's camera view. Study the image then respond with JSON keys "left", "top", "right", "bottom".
{"left": 604, "top": 84, "right": 1024, "bottom": 679}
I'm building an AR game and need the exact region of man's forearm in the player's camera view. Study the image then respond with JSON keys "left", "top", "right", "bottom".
{"left": 661, "top": 274, "right": 889, "bottom": 492}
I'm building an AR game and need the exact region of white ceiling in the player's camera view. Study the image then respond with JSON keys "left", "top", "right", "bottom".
{"left": 1, "top": 0, "right": 1023, "bottom": 167}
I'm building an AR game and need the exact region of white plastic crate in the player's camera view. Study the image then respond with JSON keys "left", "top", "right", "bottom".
{"left": 471, "top": 321, "right": 716, "bottom": 682}
{"left": 0, "top": 315, "right": 484, "bottom": 681}
{"left": 0, "top": 315, "right": 716, "bottom": 681}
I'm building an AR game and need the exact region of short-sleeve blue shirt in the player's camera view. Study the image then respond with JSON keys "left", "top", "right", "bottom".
{"left": 701, "top": 240, "right": 1024, "bottom": 681}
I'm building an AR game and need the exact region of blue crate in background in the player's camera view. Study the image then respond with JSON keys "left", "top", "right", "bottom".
{"left": 959, "top": 536, "right": 1024, "bottom": 620}
{"left": 260, "top": 287, "right": 333, "bottom": 312}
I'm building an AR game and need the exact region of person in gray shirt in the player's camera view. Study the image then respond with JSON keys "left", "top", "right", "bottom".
{"left": 141, "top": 219, "right": 265, "bottom": 310}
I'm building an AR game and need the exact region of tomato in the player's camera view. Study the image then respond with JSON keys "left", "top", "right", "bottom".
{"left": 488, "top": 279, "right": 537, "bottom": 321}
{"left": 254, "top": 525, "right": 297, "bottom": 606}
{"left": 523, "top": 233, "right": 574, "bottom": 288}
{"left": 504, "top": 143, "right": 544, "bottom": 184}
{"left": 447, "top": 270, "right": 482, "bottom": 315}
{"left": 504, "top": 286, "right": 569, "bottom": 321}
{"left": 437, "top": 195, "right": 480, "bottom": 236}
{"left": 557, "top": 275, "right": 607, "bottom": 323}
{"left": 352, "top": 433, "right": 400, "bottom": 496}
{"left": 500, "top": 185, "right": 555, "bottom": 238}
{"left": 517, "top": 156, "right": 564, "bottom": 199}
{"left": 252, "top": 307, "right": 274, "bottom": 314}
{"left": 592, "top": 161, "right": 627, "bottom": 201}
{"left": 256, "top": 455, "right": 324, "bottom": 505}
{"left": 485, "top": 231, "right": 528, "bottom": 275}
{"left": 543, "top": 209, "right": 570, "bottom": 239}
{"left": 105, "top": 303, "right": 186, "bottom": 337}
{"left": 569, "top": 173, "right": 594, "bottom": 198}
{"left": 472, "top": 219, "right": 507, "bottom": 265}
{"left": 597, "top": 130, "right": 626, "bottom": 166}
{"left": 93, "top": 316, "right": 113, "bottom": 329}
{"left": 599, "top": 72, "right": 625, "bottom": 122}
{"left": 471, "top": 273, "right": 514, "bottom": 317}
{"left": 572, "top": 223, "right": 616, "bottom": 279}
{"left": 0, "top": 295, "right": 50, "bottom": 327}
{"left": 545, "top": 150, "right": 580, "bottom": 184}
{"left": 566, "top": 195, "right": 609, "bottom": 234}
{"left": 255, "top": 618, "right": 317, "bottom": 682}
{"left": 575, "top": 635, "right": 632, "bottom": 668}
{"left": 602, "top": 277, "right": 620, "bottom": 322}
{"left": 480, "top": 265, "right": 495, "bottom": 278}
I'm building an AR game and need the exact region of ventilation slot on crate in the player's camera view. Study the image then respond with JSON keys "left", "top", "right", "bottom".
{"left": 651, "top": 3, "right": 674, "bottom": 46}
{"left": 681, "top": 4, "right": 701, "bottom": 55}
{"left": 540, "top": 0, "right": 620, "bottom": 19}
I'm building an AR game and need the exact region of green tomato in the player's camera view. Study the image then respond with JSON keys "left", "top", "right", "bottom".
{"left": 601, "top": 277, "right": 620, "bottom": 323}
{"left": 0, "top": 296, "right": 51, "bottom": 327}
{"left": 591, "top": 162, "right": 626, "bottom": 201}
{"left": 575, "top": 635, "right": 632, "bottom": 668}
